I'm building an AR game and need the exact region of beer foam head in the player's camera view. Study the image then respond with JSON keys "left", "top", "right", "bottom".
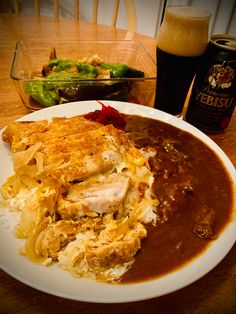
{"left": 157, "top": 6, "right": 211, "bottom": 57}
{"left": 168, "top": 6, "right": 211, "bottom": 19}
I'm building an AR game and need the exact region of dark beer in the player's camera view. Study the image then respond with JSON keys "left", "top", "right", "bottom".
{"left": 154, "top": 6, "right": 211, "bottom": 115}
{"left": 185, "top": 35, "right": 236, "bottom": 132}
{"left": 155, "top": 48, "right": 202, "bottom": 115}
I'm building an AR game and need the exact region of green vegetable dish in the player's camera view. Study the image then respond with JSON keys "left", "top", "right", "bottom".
{"left": 26, "top": 48, "right": 145, "bottom": 107}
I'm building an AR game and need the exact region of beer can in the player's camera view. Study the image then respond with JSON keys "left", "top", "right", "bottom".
{"left": 185, "top": 34, "right": 236, "bottom": 132}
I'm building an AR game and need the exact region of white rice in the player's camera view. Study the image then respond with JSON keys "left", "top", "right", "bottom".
{"left": 0, "top": 203, "right": 20, "bottom": 231}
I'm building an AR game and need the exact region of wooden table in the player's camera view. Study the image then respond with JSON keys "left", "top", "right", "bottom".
{"left": 0, "top": 13, "right": 235, "bottom": 314}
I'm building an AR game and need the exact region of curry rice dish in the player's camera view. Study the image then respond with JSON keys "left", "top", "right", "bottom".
{"left": 0, "top": 110, "right": 234, "bottom": 283}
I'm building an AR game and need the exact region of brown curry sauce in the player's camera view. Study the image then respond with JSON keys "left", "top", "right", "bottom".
{"left": 121, "top": 115, "right": 233, "bottom": 283}
{"left": 84, "top": 108, "right": 234, "bottom": 283}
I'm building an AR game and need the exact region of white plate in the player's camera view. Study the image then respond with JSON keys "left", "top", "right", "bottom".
{"left": 0, "top": 100, "right": 235, "bottom": 303}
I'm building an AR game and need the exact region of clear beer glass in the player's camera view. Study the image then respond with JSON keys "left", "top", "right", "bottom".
{"left": 154, "top": 6, "right": 211, "bottom": 115}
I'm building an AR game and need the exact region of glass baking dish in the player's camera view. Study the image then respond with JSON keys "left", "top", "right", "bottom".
{"left": 10, "top": 40, "right": 156, "bottom": 110}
